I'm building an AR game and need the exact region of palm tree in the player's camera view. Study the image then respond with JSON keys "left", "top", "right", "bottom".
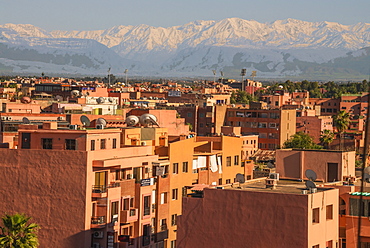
{"left": 333, "top": 110, "right": 351, "bottom": 150}
{"left": 320, "top": 129, "right": 335, "bottom": 149}
{"left": 0, "top": 213, "right": 39, "bottom": 248}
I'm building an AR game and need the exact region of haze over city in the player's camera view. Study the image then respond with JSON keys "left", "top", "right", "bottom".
{"left": 1, "top": 0, "right": 369, "bottom": 31}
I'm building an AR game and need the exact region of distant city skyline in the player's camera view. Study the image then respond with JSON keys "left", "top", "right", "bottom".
{"left": 0, "top": 0, "right": 369, "bottom": 31}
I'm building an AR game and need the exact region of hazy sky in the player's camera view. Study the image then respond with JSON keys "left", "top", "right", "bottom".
{"left": 1, "top": 0, "right": 369, "bottom": 31}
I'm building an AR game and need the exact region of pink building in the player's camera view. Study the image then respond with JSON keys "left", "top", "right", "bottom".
{"left": 177, "top": 179, "right": 339, "bottom": 248}
{"left": 276, "top": 149, "right": 355, "bottom": 182}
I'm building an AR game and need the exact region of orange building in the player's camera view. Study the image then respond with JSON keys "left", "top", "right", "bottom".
{"left": 0, "top": 120, "right": 250, "bottom": 248}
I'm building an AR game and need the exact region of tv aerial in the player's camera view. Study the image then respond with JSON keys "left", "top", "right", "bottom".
{"left": 235, "top": 173, "right": 245, "bottom": 183}
{"left": 80, "top": 115, "right": 91, "bottom": 127}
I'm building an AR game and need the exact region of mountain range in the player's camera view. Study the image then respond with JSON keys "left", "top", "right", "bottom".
{"left": 0, "top": 18, "right": 369, "bottom": 80}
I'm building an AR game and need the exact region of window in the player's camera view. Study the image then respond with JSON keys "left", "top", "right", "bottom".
{"left": 226, "top": 156, "right": 231, "bottom": 167}
{"left": 160, "top": 192, "right": 168, "bottom": 204}
{"left": 172, "top": 188, "right": 178, "bottom": 200}
{"left": 173, "top": 163, "right": 179, "bottom": 174}
{"left": 171, "top": 214, "right": 177, "bottom": 226}
{"left": 123, "top": 198, "right": 130, "bottom": 210}
{"left": 312, "top": 245, "right": 319, "bottom": 248}
{"left": 226, "top": 179, "right": 231, "bottom": 184}
{"left": 112, "top": 138, "right": 117, "bottom": 149}
{"left": 187, "top": 112, "right": 192, "bottom": 117}
{"left": 192, "top": 169, "right": 198, "bottom": 174}
{"left": 199, "top": 113, "right": 205, "bottom": 118}
{"left": 111, "top": 201, "right": 119, "bottom": 222}
{"left": 182, "top": 162, "right": 188, "bottom": 173}
{"left": 100, "top": 139, "right": 106, "bottom": 149}
{"left": 143, "top": 196, "right": 150, "bottom": 216}
{"left": 42, "top": 138, "right": 52, "bottom": 149}
{"left": 65, "top": 139, "right": 76, "bottom": 150}
{"left": 160, "top": 219, "right": 167, "bottom": 231}
{"left": 234, "top": 155, "right": 239, "bottom": 166}
{"left": 312, "top": 208, "right": 320, "bottom": 223}
{"left": 171, "top": 240, "right": 176, "bottom": 248}
{"left": 91, "top": 140, "right": 95, "bottom": 151}
{"left": 326, "top": 205, "right": 333, "bottom": 220}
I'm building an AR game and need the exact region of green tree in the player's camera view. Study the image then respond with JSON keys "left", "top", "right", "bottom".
{"left": 0, "top": 213, "right": 39, "bottom": 248}
{"left": 333, "top": 110, "right": 350, "bottom": 150}
{"left": 283, "top": 132, "right": 322, "bottom": 149}
{"left": 319, "top": 129, "right": 335, "bottom": 149}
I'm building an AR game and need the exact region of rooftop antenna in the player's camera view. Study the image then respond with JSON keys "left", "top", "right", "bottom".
{"left": 80, "top": 115, "right": 91, "bottom": 128}
{"left": 240, "top": 69, "right": 246, "bottom": 91}
{"left": 220, "top": 71, "right": 224, "bottom": 83}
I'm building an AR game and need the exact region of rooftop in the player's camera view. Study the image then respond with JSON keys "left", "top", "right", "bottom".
{"left": 209, "top": 178, "right": 335, "bottom": 195}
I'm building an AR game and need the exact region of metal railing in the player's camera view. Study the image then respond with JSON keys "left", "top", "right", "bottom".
{"left": 91, "top": 216, "right": 105, "bottom": 225}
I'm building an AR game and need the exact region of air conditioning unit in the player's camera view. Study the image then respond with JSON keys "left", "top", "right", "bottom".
{"left": 216, "top": 186, "right": 224, "bottom": 189}
{"left": 96, "top": 124, "right": 104, "bottom": 129}
{"left": 93, "top": 231, "right": 104, "bottom": 239}
{"left": 93, "top": 243, "right": 100, "bottom": 248}
{"left": 269, "top": 173, "right": 279, "bottom": 181}
{"left": 69, "top": 125, "right": 78, "bottom": 130}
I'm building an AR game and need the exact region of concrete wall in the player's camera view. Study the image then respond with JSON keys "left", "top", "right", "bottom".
{"left": 0, "top": 149, "right": 89, "bottom": 248}
{"left": 177, "top": 188, "right": 309, "bottom": 248}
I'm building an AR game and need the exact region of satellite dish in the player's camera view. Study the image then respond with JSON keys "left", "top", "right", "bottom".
{"left": 96, "top": 118, "right": 107, "bottom": 127}
{"left": 125, "top": 115, "right": 140, "bottom": 126}
{"left": 55, "top": 95, "right": 63, "bottom": 102}
{"left": 305, "top": 180, "right": 316, "bottom": 189}
{"left": 235, "top": 173, "right": 245, "bottom": 183}
{"left": 96, "top": 97, "right": 105, "bottom": 104}
{"left": 22, "top": 117, "right": 30, "bottom": 124}
{"left": 20, "top": 96, "right": 31, "bottom": 104}
{"left": 139, "top": 114, "right": 159, "bottom": 127}
{"left": 71, "top": 90, "right": 80, "bottom": 97}
{"left": 80, "top": 115, "right": 91, "bottom": 127}
{"left": 305, "top": 169, "right": 317, "bottom": 181}
{"left": 364, "top": 167, "right": 370, "bottom": 174}
{"left": 108, "top": 97, "right": 114, "bottom": 103}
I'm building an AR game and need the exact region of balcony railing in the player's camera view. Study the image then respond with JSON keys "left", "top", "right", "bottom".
{"left": 91, "top": 216, "right": 105, "bottom": 225}
{"left": 92, "top": 185, "right": 107, "bottom": 193}
{"left": 92, "top": 182, "right": 121, "bottom": 193}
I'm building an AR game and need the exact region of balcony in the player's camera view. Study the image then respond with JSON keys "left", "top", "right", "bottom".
{"left": 120, "top": 208, "right": 138, "bottom": 223}
{"left": 91, "top": 216, "right": 106, "bottom": 229}
{"left": 154, "top": 229, "right": 169, "bottom": 242}
{"left": 92, "top": 183, "right": 121, "bottom": 198}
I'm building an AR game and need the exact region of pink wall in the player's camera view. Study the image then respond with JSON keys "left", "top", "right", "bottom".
{"left": 0, "top": 149, "right": 89, "bottom": 248}
{"left": 177, "top": 188, "right": 309, "bottom": 248}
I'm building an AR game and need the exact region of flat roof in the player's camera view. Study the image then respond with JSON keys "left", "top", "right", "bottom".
{"left": 211, "top": 178, "right": 335, "bottom": 195}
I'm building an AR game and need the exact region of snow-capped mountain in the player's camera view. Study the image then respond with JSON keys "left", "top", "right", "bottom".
{"left": 0, "top": 18, "right": 369, "bottom": 79}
